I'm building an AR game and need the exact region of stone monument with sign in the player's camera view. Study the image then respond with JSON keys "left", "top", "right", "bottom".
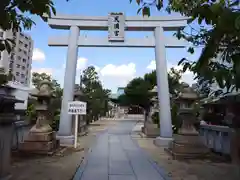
{"left": 68, "top": 100, "right": 87, "bottom": 148}
{"left": 20, "top": 80, "right": 58, "bottom": 154}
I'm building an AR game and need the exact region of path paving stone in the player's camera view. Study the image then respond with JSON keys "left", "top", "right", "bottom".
{"left": 73, "top": 120, "right": 167, "bottom": 180}
{"left": 109, "top": 175, "right": 136, "bottom": 180}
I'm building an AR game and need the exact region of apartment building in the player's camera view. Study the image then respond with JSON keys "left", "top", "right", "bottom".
{"left": 0, "top": 30, "right": 33, "bottom": 86}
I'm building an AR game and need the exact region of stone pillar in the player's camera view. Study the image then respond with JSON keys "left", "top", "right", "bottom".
{"left": 58, "top": 26, "right": 79, "bottom": 145}
{"left": 0, "top": 125, "right": 13, "bottom": 179}
{"left": 154, "top": 26, "right": 173, "bottom": 146}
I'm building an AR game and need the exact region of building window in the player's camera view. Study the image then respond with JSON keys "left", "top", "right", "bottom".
{"left": 23, "top": 50, "right": 27, "bottom": 55}
{"left": 9, "top": 62, "right": 13, "bottom": 69}
{"left": 16, "top": 64, "right": 20, "bottom": 68}
{"left": 24, "top": 44, "right": 28, "bottom": 48}
{"left": 22, "top": 58, "right": 26, "bottom": 63}
{"left": 10, "top": 54, "right": 15, "bottom": 60}
{"left": 19, "top": 41, "right": 23, "bottom": 45}
{"left": 13, "top": 32, "right": 16, "bottom": 36}
{"left": 18, "top": 56, "right": 21, "bottom": 60}
{"left": 19, "top": 48, "right": 22, "bottom": 52}
{"left": 25, "top": 36, "right": 29, "bottom": 40}
{"left": 16, "top": 72, "right": 20, "bottom": 76}
{"left": 21, "top": 74, "right": 25, "bottom": 78}
{"left": 22, "top": 66, "right": 25, "bottom": 70}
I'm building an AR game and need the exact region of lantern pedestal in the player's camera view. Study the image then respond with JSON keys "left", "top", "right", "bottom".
{"left": 166, "top": 110, "right": 209, "bottom": 159}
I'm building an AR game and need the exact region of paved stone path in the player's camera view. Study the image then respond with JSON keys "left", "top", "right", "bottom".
{"left": 73, "top": 120, "right": 167, "bottom": 180}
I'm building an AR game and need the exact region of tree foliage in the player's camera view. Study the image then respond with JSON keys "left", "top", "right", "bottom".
{"left": 0, "top": 0, "right": 71, "bottom": 53}
{"left": 194, "top": 78, "right": 212, "bottom": 98}
{"left": 144, "top": 68, "right": 183, "bottom": 96}
{"left": 31, "top": 72, "right": 62, "bottom": 98}
{"left": 81, "top": 66, "right": 111, "bottom": 121}
{"left": 123, "top": 77, "right": 152, "bottom": 110}
{"left": 118, "top": 67, "right": 183, "bottom": 110}
{"left": 131, "top": 0, "right": 240, "bottom": 92}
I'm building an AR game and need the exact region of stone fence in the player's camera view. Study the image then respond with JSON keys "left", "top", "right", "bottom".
{"left": 199, "top": 125, "right": 232, "bottom": 155}
{"left": 11, "top": 121, "right": 31, "bottom": 150}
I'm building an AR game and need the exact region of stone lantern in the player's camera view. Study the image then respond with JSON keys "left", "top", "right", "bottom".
{"left": 20, "top": 80, "right": 58, "bottom": 154}
{"left": 0, "top": 85, "right": 23, "bottom": 179}
{"left": 166, "top": 84, "right": 209, "bottom": 159}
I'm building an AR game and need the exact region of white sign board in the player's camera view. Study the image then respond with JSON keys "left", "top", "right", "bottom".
{"left": 108, "top": 13, "right": 125, "bottom": 42}
{"left": 68, "top": 101, "right": 87, "bottom": 115}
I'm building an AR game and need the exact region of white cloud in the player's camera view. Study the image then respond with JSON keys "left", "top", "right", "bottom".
{"left": 77, "top": 57, "right": 88, "bottom": 70}
{"left": 147, "top": 60, "right": 156, "bottom": 70}
{"left": 31, "top": 68, "right": 53, "bottom": 76}
{"left": 93, "top": 65, "right": 100, "bottom": 73}
{"left": 48, "top": 58, "right": 137, "bottom": 91}
{"left": 62, "top": 57, "right": 88, "bottom": 71}
{"left": 100, "top": 63, "right": 136, "bottom": 77}
{"left": 146, "top": 60, "right": 196, "bottom": 85}
{"left": 98, "top": 63, "right": 137, "bottom": 91}
{"left": 32, "top": 48, "right": 45, "bottom": 61}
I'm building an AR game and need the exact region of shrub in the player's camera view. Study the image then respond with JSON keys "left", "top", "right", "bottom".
{"left": 26, "top": 103, "right": 36, "bottom": 123}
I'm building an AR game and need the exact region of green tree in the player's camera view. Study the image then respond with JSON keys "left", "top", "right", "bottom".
{"left": 31, "top": 72, "right": 62, "bottom": 97}
{"left": 119, "top": 68, "right": 183, "bottom": 109}
{"left": 144, "top": 68, "right": 183, "bottom": 96}
{"left": 81, "top": 66, "right": 111, "bottom": 122}
{"left": 123, "top": 77, "right": 152, "bottom": 110}
{"left": 0, "top": 0, "right": 72, "bottom": 53}
{"left": 118, "top": 67, "right": 183, "bottom": 122}
{"left": 131, "top": 0, "right": 240, "bottom": 91}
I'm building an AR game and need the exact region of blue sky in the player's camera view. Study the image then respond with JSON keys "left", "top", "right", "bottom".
{"left": 26, "top": 0, "right": 202, "bottom": 92}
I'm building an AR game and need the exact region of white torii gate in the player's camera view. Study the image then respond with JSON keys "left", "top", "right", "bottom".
{"left": 48, "top": 14, "right": 189, "bottom": 146}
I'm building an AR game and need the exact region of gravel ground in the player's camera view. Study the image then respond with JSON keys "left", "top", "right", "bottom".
{"left": 132, "top": 133, "right": 240, "bottom": 180}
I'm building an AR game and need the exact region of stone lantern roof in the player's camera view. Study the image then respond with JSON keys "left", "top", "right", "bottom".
{"left": 177, "top": 83, "right": 199, "bottom": 100}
